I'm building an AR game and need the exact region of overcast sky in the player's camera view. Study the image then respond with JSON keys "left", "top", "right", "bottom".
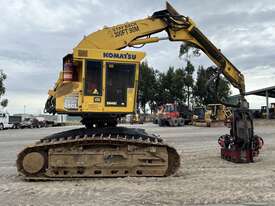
{"left": 1, "top": 0, "right": 275, "bottom": 114}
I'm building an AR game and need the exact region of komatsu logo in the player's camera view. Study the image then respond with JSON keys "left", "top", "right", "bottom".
{"left": 103, "top": 52, "right": 136, "bottom": 60}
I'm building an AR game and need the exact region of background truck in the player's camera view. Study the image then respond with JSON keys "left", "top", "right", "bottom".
{"left": 20, "top": 118, "right": 41, "bottom": 129}
{"left": 9, "top": 115, "right": 22, "bottom": 129}
{"left": 0, "top": 112, "right": 22, "bottom": 130}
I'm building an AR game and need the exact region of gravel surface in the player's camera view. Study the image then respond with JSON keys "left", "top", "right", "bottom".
{"left": 0, "top": 123, "right": 274, "bottom": 206}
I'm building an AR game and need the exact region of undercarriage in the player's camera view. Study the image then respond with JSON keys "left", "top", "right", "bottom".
{"left": 17, "top": 127, "right": 180, "bottom": 180}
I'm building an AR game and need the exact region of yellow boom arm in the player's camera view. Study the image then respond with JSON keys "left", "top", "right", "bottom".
{"left": 76, "top": 2, "right": 245, "bottom": 96}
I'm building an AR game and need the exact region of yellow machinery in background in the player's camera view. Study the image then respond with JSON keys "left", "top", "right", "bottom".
{"left": 193, "top": 104, "right": 232, "bottom": 127}
{"left": 17, "top": 2, "right": 263, "bottom": 180}
{"left": 261, "top": 103, "right": 275, "bottom": 119}
{"left": 129, "top": 113, "right": 144, "bottom": 124}
{"left": 206, "top": 104, "right": 232, "bottom": 126}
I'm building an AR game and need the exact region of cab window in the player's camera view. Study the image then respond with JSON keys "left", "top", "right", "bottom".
{"left": 85, "top": 60, "right": 102, "bottom": 96}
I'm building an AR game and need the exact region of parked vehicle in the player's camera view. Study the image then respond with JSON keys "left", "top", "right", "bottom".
{"left": 20, "top": 118, "right": 41, "bottom": 129}
{"left": 36, "top": 115, "right": 66, "bottom": 127}
{"left": 9, "top": 115, "right": 23, "bottom": 129}
{"left": 0, "top": 112, "right": 14, "bottom": 130}
{"left": 0, "top": 112, "right": 23, "bottom": 130}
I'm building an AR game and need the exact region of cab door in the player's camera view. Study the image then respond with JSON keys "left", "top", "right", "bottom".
{"left": 82, "top": 60, "right": 104, "bottom": 112}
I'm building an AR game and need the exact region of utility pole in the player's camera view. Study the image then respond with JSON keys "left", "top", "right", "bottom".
{"left": 266, "top": 90, "right": 269, "bottom": 120}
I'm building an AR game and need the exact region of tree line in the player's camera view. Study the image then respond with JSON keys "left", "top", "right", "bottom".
{"left": 138, "top": 60, "right": 231, "bottom": 113}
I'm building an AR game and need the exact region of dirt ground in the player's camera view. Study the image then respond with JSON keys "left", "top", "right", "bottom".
{"left": 0, "top": 122, "right": 274, "bottom": 206}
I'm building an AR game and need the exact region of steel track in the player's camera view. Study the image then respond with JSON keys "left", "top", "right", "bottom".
{"left": 17, "top": 127, "right": 180, "bottom": 180}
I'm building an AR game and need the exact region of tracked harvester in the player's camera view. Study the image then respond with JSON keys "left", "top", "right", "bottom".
{"left": 17, "top": 2, "right": 263, "bottom": 179}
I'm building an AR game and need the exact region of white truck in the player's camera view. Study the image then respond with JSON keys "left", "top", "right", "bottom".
{"left": 0, "top": 112, "right": 22, "bottom": 130}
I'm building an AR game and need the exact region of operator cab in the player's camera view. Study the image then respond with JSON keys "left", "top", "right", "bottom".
{"left": 52, "top": 49, "right": 145, "bottom": 126}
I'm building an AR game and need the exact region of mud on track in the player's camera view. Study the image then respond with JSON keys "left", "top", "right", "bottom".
{"left": 0, "top": 123, "right": 274, "bottom": 206}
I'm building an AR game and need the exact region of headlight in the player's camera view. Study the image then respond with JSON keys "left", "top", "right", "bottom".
{"left": 64, "top": 95, "right": 78, "bottom": 110}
